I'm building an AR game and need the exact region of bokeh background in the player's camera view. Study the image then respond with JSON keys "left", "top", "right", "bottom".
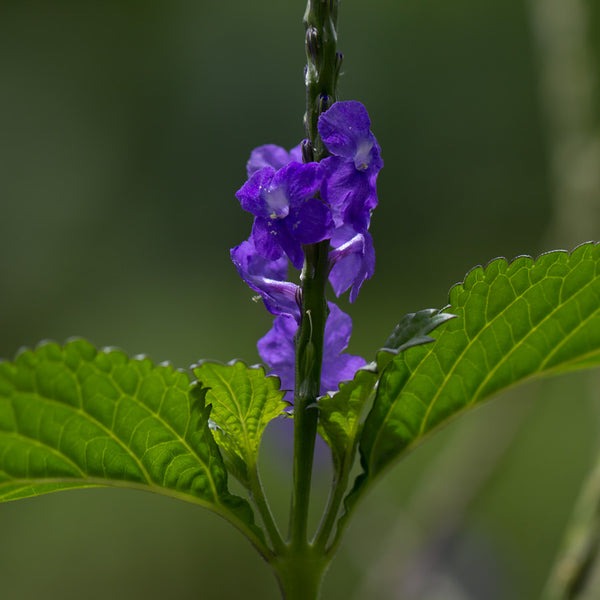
{"left": 1, "top": 1, "right": 599, "bottom": 598}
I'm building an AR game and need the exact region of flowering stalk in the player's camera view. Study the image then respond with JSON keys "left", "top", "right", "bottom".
{"left": 289, "top": 0, "right": 340, "bottom": 551}
{"left": 231, "top": 0, "right": 381, "bottom": 594}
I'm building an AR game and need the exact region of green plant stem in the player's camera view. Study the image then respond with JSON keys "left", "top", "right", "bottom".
{"left": 273, "top": 549, "right": 329, "bottom": 600}
{"left": 274, "top": 3, "right": 342, "bottom": 597}
{"left": 290, "top": 242, "right": 330, "bottom": 547}
{"left": 288, "top": 0, "right": 340, "bottom": 553}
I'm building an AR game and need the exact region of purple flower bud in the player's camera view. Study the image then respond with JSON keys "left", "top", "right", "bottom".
{"left": 305, "top": 26, "right": 320, "bottom": 64}
{"left": 301, "top": 139, "right": 314, "bottom": 163}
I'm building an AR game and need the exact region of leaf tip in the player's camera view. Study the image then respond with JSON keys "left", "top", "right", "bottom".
{"left": 380, "top": 308, "right": 456, "bottom": 356}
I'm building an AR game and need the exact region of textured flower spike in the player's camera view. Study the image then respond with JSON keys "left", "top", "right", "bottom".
{"left": 235, "top": 161, "right": 333, "bottom": 269}
{"left": 257, "top": 302, "right": 366, "bottom": 400}
{"left": 232, "top": 100, "right": 380, "bottom": 405}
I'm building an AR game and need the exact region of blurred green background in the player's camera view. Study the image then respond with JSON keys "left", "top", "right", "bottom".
{"left": 1, "top": 1, "right": 599, "bottom": 598}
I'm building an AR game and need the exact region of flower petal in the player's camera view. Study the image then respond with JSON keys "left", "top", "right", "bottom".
{"left": 289, "top": 199, "right": 333, "bottom": 245}
{"left": 318, "top": 101, "right": 383, "bottom": 173}
{"left": 321, "top": 354, "right": 367, "bottom": 395}
{"left": 257, "top": 302, "right": 366, "bottom": 401}
{"left": 236, "top": 166, "right": 276, "bottom": 218}
{"left": 246, "top": 143, "right": 304, "bottom": 177}
{"left": 329, "top": 230, "right": 375, "bottom": 302}
{"left": 321, "top": 302, "right": 366, "bottom": 392}
{"left": 230, "top": 239, "right": 301, "bottom": 319}
{"left": 270, "top": 219, "right": 305, "bottom": 270}
{"left": 251, "top": 217, "right": 283, "bottom": 261}
{"left": 280, "top": 161, "right": 323, "bottom": 206}
{"left": 321, "top": 157, "right": 377, "bottom": 232}
{"left": 239, "top": 161, "right": 330, "bottom": 267}
{"left": 257, "top": 314, "right": 297, "bottom": 399}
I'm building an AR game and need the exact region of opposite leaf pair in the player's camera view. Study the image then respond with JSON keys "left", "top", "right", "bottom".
{"left": 0, "top": 244, "right": 598, "bottom": 560}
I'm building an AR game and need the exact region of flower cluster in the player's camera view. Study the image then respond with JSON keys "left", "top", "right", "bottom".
{"left": 231, "top": 101, "right": 382, "bottom": 398}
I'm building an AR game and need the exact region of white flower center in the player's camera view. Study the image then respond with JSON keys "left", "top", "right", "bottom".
{"left": 354, "top": 138, "right": 373, "bottom": 171}
{"left": 265, "top": 186, "right": 290, "bottom": 219}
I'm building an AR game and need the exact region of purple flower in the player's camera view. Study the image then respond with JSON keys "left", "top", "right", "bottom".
{"left": 257, "top": 302, "right": 366, "bottom": 400}
{"left": 230, "top": 238, "right": 301, "bottom": 320}
{"left": 318, "top": 101, "right": 383, "bottom": 234}
{"left": 321, "top": 158, "right": 379, "bottom": 232}
{"left": 328, "top": 228, "right": 375, "bottom": 303}
{"left": 246, "top": 144, "right": 302, "bottom": 177}
{"left": 235, "top": 161, "right": 333, "bottom": 269}
{"left": 318, "top": 101, "right": 383, "bottom": 174}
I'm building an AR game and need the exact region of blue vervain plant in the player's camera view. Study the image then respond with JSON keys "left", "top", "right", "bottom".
{"left": 1, "top": 2, "right": 600, "bottom": 598}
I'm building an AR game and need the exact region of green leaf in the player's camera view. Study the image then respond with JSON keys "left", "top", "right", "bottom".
{"left": 381, "top": 308, "right": 457, "bottom": 353}
{"left": 319, "top": 310, "right": 453, "bottom": 475}
{"left": 358, "top": 243, "right": 600, "bottom": 489}
{"left": 318, "top": 369, "right": 378, "bottom": 474}
{"left": 378, "top": 308, "right": 457, "bottom": 372}
{"left": 0, "top": 339, "right": 258, "bottom": 534}
{"left": 193, "top": 361, "right": 286, "bottom": 486}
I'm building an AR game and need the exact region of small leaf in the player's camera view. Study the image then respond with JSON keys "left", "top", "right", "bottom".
{"left": 319, "top": 310, "right": 452, "bottom": 481}
{"left": 193, "top": 361, "right": 287, "bottom": 486}
{"left": 318, "top": 368, "right": 378, "bottom": 475}
{"left": 381, "top": 308, "right": 456, "bottom": 353}
{"left": 0, "top": 339, "right": 257, "bottom": 530}
{"left": 378, "top": 308, "right": 456, "bottom": 372}
{"left": 357, "top": 243, "right": 600, "bottom": 492}
{"left": 319, "top": 309, "right": 453, "bottom": 476}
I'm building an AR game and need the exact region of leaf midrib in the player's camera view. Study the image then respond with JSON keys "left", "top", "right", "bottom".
{"left": 417, "top": 263, "right": 593, "bottom": 435}
{"left": 469, "top": 279, "right": 600, "bottom": 405}
{"left": 367, "top": 253, "right": 594, "bottom": 470}
{"left": 210, "top": 369, "right": 253, "bottom": 456}
{"left": 6, "top": 356, "right": 222, "bottom": 503}
{"left": 0, "top": 475, "right": 231, "bottom": 513}
{"left": 83, "top": 358, "right": 222, "bottom": 502}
